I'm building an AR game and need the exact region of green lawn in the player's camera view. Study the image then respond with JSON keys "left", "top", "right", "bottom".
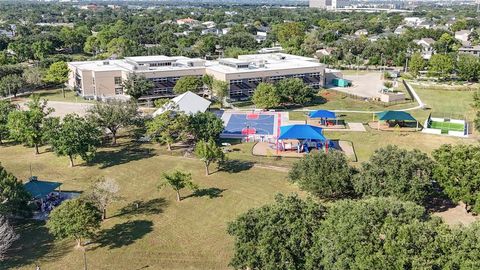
{"left": 2, "top": 140, "right": 300, "bottom": 270}
{"left": 15, "top": 89, "right": 93, "bottom": 104}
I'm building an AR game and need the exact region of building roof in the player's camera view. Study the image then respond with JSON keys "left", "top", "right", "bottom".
{"left": 24, "top": 179, "right": 62, "bottom": 199}
{"left": 279, "top": 124, "right": 327, "bottom": 141}
{"left": 376, "top": 111, "right": 416, "bottom": 121}
{"left": 153, "top": 91, "right": 211, "bottom": 116}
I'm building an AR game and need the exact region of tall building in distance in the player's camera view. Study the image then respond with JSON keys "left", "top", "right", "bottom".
{"left": 309, "top": 0, "right": 334, "bottom": 10}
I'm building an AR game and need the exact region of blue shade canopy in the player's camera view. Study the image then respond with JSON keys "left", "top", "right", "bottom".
{"left": 376, "top": 111, "right": 416, "bottom": 121}
{"left": 309, "top": 110, "right": 336, "bottom": 119}
{"left": 24, "top": 180, "right": 62, "bottom": 199}
{"left": 279, "top": 125, "right": 327, "bottom": 140}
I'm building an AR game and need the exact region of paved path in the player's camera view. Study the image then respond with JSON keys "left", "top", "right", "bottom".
{"left": 346, "top": 122, "right": 367, "bottom": 131}
{"left": 18, "top": 100, "right": 93, "bottom": 117}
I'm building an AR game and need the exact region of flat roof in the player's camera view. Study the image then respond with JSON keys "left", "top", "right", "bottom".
{"left": 69, "top": 53, "right": 324, "bottom": 74}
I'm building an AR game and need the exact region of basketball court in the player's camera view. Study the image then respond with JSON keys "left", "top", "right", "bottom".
{"left": 220, "top": 111, "right": 281, "bottom": 139}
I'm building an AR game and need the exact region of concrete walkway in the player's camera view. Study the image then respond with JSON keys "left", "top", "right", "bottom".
{"left": 346, "top": 122, "right": 367, "bottom": 132}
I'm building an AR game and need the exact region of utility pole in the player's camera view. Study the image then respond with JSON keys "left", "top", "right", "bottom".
{"left": 83, "top": 248, "right": 88, "bottom": 270}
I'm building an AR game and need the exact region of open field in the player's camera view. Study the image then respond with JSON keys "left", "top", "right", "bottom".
{"left": 14, "top": 89, "right": 94, "bottom": 104}
{"left": 1, "top": 140, "right": 300, "bottom": 270}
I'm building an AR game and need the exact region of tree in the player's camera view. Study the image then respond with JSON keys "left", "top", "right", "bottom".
{"left": 7, "top": 95, "right": 54, "bottom": 154}
{"left": 433, "top": 33, "right": 456, "bottom": 54}
{"left": 195, "top": 139, "right": 225, "bottom": 176}
{"left": 276, "top": 78, "right": 314, "bottom": 106}
{"left": 46, "top": 199, "right": 101, "bottom": 247}
{"left": 456, "top": 54, "right": 480, "bottom": 82}
{"left": 147, "top": 111, "right": 189, "bottom": 151}
{"left": 43, "top": 61, "right": 69, "bottom": 98}
{"left": 307, "top": 197, "right": 442, "bottom": 270}
{"left": 0, "top": 100, "right": 16, "bottom": 144}
{"left": 432, "top": 144, "right": 480, "bottom": 213}
{"left": 88, "top": 100, "right": 140, "bottom": 145}
{"left": 202, "top": 74, "right": 214, "bottom": 91}
{"left": 252, "top": 83, "right": 280, "bottom": 109}
{"left": 212, "top": 79, "right": 228, "bottom": 107}
{"left": 0, "top": 216, "right": 18, "bottom": 261}
{"left": 352, "top": 145, "right": 434, "bottom": 204}
{"left": 0, "top": 74, "right": 24, "bottom": 97}
{"left": 289, "top": 151, "right": 354, "bottom": 199}
{"left": 274, "top": 22, "right": 306, "bottom": 50}
{"left": 0, "top": 164, "right": 31, "bottom": 217}
{"left": 228, "top": 194, "right": 325, "bottom": 270}
{"left": 23, "top": 67, "right": 44, "bottom": 88}
{"left": 173, "top": 76, "right": 202, "bottom": 94}
{"left": 188, "top": 112, "right": 224, "bottom": 142}
{"left": 159, "top": 170, "right": 197, "bottom": 202}
{"left": 85, "top": 177, "right": 120, "bottom": 220}
{"left": 32, "top": 40, "right": 53, "bottom": 61}
{"left": 46, "top": 114, "right": 101, "bottom": 167}
{"left": 122, "top": 74, "right": 154, "bottom": 100}
{"left": 408, "top": 52, "right": 425, "bottom": 78}
{"left": 428, "top": 54, "right": 454, "bottom": 80}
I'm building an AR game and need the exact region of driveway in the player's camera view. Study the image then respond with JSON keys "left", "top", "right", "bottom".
{"left": 328, "top": 72, "right": 384, "bottom": 99}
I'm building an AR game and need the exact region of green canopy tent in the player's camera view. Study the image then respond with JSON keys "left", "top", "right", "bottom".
{"left": 375, "top": 111, "right": 419, "bottom": 130}
{"left": 23, "top": 178, "right": 62, "bottom": 200}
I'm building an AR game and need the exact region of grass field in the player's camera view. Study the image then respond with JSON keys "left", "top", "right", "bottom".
{"left": 15, "top": 89, "right": 93, "bottom": 104}
{"left": 1, "top": 140, "right": 300, "bottom": 270}
{"left": 429, "top": 121, "right": 465, "bottom": 132}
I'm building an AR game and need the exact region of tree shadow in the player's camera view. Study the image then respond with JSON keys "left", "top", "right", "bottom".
{"left": 425, "top": 195, "right": 457, "bottom": 213}
{"left": 4, "top": 220, "right": 69, "bottom": 268}
{"left": 94, "top": 220, "right": 153, "bottom": 250}
{"left": 219, "top": 159, "right": 254, "bottom": 173}
{"left": 184, "top": 188, "right": 227, "bottom": 199}
{"left": 90, "top": 142, "right": 155, "bottom": 169}
{"left": 113, "top": 198, "right": 168, "bottom": 218}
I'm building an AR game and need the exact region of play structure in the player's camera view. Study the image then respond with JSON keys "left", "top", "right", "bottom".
{"left": 423, "top": 114, "right": 468, "bottom": 137}
{"left": 276, "top": 124, "right": 332, "bottom": 154}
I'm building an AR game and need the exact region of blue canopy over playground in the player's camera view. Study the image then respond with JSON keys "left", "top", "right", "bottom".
{"left": 309, "top": 110, "right": 336, "bottom": 119}
{"left": 279, "top": 124, "right": 327, "bottom": 141}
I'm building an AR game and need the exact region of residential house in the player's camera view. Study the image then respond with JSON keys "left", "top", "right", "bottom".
{"left": 455, "top": 30, "right": 472, "bottom": 46}
{"left": 415, "top": 38, "right": 435, "bottom": 59}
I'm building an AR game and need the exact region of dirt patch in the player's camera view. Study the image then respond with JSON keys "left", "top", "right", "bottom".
{"left": 433, "top": 203, "right": 479, "bottom": 226}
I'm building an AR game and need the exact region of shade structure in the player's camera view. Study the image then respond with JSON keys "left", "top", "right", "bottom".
{"left": 376, "top": 111, "right": 416, "bottom": 121}
{"left": 309, "top": 110, "right": 336, "bottom": 119}
{"left": 24, "top": 179, "right": 62, "bottom": 199}
{"left": 279, "top": 124, "right": 327, "bottom": 141}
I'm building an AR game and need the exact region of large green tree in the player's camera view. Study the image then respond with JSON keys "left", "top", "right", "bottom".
{"left": 44, "top": 61, "right": 70, "bottom": 98}
{"left": 408, "top": 52, "right": 425, "bottom": 78}
{"left": 428, "top": 54, "right": 454, "bottom": 80}
{"left": 228, "top": 194, "right": 325, "bottom": 270}
{"left": 0, "top": 100, "right": 16, "bottom": 144}
{"left": 276, "top": 78, "right": 314, "bottom": 106}
{"left": 212, "top": 79, "right": 229, "bottom": 108}
{"left": 122, "top": 74, "right": 154, "bottom": 100}
{"left": 456, "top": 54, "right": 480, "bottom": 82}
{"left": 195, "top": 139, "right": 225, "bottom": 176}
{"left": 87, "top": 100, "right": 140, "bottom": 145}
{"left": 46, "top": 199, "right": 101, "bottom": 247}
{"left": 0, "top": 74, "right": 24, "bottom": 97}
{"left": 0, "top": 164, "right": 31, "bottom": 217}
{"left": 307, "top": 197, "right": 446, "bottom": 270}
{"left": 188, "top": 112, "right": 224, "bottom": 142}
{"left": 289, "top": 151, "right": 354, "bottom": 199}
{"left": 432, "top": 144, "right": 480, "bottom": 213}
{"left": 173, "top": 76, "right": 202, "bottom": 94}
{"left": 159, "top": 170, "right": 197, "bottom": 202}
{"left": 252, "top": 82, "right": 280, "bottom": 109}
{"left": 147, "top": 111, "right": 188, "bottom": 151}
{"left": 46, "top": 114, "right": 101, "bottom": 167}
{"left": 353, "top": 145, "right": 434, "bottom": 204}
{"left": 7, "top": 95, "right": 54, "bottom": 154}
